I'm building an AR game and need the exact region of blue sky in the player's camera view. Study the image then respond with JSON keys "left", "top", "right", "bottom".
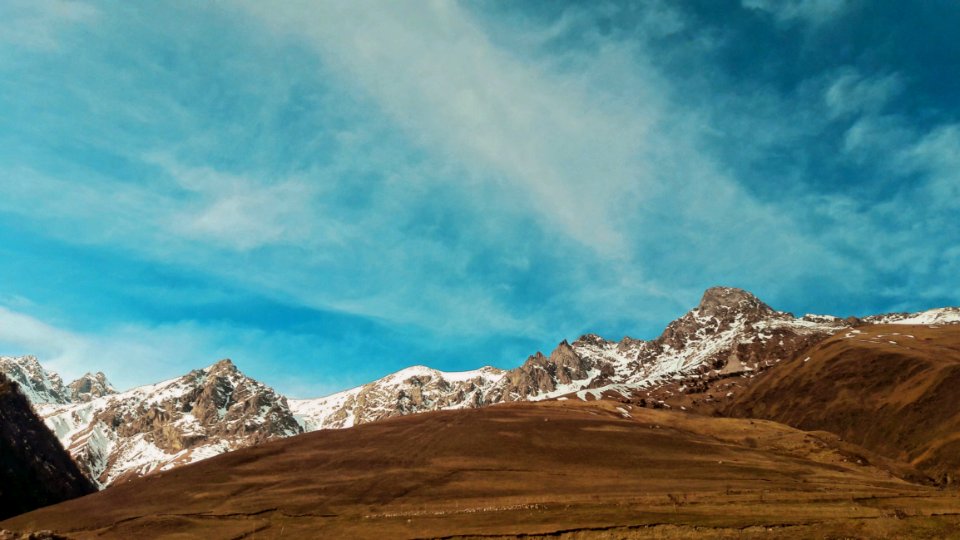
{"left": 0, "top": 0, "right": 958, "bottom": 397}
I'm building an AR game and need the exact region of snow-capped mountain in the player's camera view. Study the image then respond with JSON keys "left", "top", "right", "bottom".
{"left": 39, "top": 359, "right": 301, "bottom": 487}
{"left": 864, "top": 306, "right": 960, "bottom": 326}
{"left": 67, "top": 372, "right": 117, "bottom": 402}
{"left": 0, "top": 356, "right": 74, "bottom": 406}
{"left": 290, "top": 287, "right": 849, "bottom": 427}
{"left": 4, "top": 286, "right": 958, "bottom": 488}
{"left": 290, "top": 365, "right": 505, "bottom": 430}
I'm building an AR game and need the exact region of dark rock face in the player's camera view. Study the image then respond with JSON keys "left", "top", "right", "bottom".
{"left": 0, "top": 373, "right": 95, "bottom": 520}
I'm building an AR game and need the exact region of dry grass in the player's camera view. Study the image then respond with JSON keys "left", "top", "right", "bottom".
{"left": 4, "top": 399, "right": 960, "bottom": 538}
{"left": 727, "top": 324, "right": 960, "bottom": 484}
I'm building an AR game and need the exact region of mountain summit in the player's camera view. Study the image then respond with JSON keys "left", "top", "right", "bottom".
{"left": 67, "top": 372, "right": 116, "bottom": 403}
{"left": 695, "top": 286, "right": 775, "bottom": 319}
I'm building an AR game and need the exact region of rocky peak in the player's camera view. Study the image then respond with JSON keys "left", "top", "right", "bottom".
{"left": 42, "top": 358, "right": 303, "bottom": 487}
{"left": 205, "top": 358, "right": 238, "bottom": 376}
{"left": 67, "top": 372, "right": 116, "bottom": 402}
{"left": 0, "top": 355, "right": 70, "bottom": 406}
{"left": 573, "top": 334, "right": 608, "bottom": 347}
{"left": 695, "top": 287, "right": 775, "bottom": 320}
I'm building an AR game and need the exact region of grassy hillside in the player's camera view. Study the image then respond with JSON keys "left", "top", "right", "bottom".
{"left": 4, "top": 400, "right": 959, "bottom": 538}
{"left": 726, "top": 324, "right": 960, "bottom": 485}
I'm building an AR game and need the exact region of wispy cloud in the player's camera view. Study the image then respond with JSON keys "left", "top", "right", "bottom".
{"left": 0, "top": 0, "right": 98, "bottom": 52}
{"left": 742, "top": 0, "right": 853, "bottom": 26}
{"left": 0, "top": 1, "right": 957, "bottom": 393}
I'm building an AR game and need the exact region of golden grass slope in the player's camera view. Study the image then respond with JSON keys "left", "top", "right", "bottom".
{"left": 726, "top": 324, "right": 960, "bottom": 485}
{"left": 4, "top": 399, "right": 960, "bottom": 539}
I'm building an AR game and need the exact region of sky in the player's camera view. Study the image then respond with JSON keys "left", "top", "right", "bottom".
{"left": 1, "top": 0, "right": 958, "bottom": 397}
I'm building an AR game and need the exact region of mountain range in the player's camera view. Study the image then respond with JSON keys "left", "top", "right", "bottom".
{"left": 3, "top": 287, "right": 959, "bottom": 489}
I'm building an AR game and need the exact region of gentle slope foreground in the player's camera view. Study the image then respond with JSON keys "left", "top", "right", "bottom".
{"left": 4, "top": 400, "right": 960, "bottom": 539}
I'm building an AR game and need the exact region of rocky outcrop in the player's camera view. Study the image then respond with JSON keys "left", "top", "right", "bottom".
{"left": 0, "top": 373, "right": 95, "bottom": 520}
{"left": 40, "top": 359, "right": 301, "bottom": 487}
{"left": 290, "top": 365, "right": 505, "bottom": 430}
{"left": 67, "top": 372, "right": 115, "bottom": 403}
{"left": 0, "top": 357, "right": 70, "bottom": 406}
{"left": 500, "top": 341, "right": 592, "bottom": 399}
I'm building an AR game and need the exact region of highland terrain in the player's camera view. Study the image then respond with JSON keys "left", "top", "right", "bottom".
{"left": 2, "top": 287, "right": 960, "bottom": 538}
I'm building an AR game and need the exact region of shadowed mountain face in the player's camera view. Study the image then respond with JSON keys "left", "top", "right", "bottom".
{"left": 5, "top": 400, "right": 958, "bottom": 539}
{"left": 726, "top": 324, "right": 960, "bottom": 485}
{"left": 0, "top": 373, "right": 95, "bottom": 521}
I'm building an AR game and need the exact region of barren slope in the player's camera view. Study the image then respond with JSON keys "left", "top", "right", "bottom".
{"left": 5, "top": 400, "right": 959, "bottom": 539}
{"left": 726, "top": 324, "right": 960, "bottom": 484}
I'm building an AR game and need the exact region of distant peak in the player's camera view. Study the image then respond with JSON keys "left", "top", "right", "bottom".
{"left": 696, "top": 287, "right": 773, "bottom": 317}
{"left": 206, "top": 358, "right": 238, "bottom": 373}
{"left": 4, "top": 355, "right": 41, "bottom": 367}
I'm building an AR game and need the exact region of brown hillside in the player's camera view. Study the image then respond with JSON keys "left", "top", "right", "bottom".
{"left": 726, "top": 324, "right": 960, "bottom": 485}
{"left": 4, "top": 400, "right": 960, "bottom": 539}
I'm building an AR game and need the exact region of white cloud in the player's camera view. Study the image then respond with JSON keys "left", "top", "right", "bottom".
{"left": 901, "top": 124, "right": 960, "bottom": 210}
{"left": 742, "top": 0, "right": 852, "bottom": 25}
{"left": 239, "top": 1, "right": 664, "bottom": 255}
{"left": 0, "top": 0, "right": 98, "bottom": 51}
{"left": 825, "top": 69, "right": 904, "bottom": 119}
{"left": 149, "top": 155, "right": 322, "bottom": 251}
{"left": 0, "top": 304, "right": 213, "bottom": 389}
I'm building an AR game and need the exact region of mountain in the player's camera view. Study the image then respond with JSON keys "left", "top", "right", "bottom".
{"left": 0, "top": 356, "right": 71, "bottom": 406}
{"left": 0, "top": 372, "right": 95, "bottom": 520}
{"left": 725, "top": 322, "right": 960, "bottom": 485}
{"left": 39, "top": 359, "right": 301, "bottom": 487}
{"left": 290, "top": 365, "right": 506, "bottom": 430}
{"left": 292, "top": 287, "right": 850, "bottom": 428}
{"left": 4, "top": 286, "right": 958, "bottom": 488}
{"left": 0, "top": 357, "right": 119, "bottom": 407}
{"left": 4, "top": 400, "right": 953, "bottom": 539}
{"left": 67, "top": 372, "right": 116, "bottom": 403}
{"left": 864, "top": 306, "right": 960, "bottom": 326}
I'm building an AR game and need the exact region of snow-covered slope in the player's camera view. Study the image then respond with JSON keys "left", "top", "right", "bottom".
{"left": 39, "top": 359, "right": 301, "bottom": 487}
{"left": 865, "top": 307, "right": 960, "bottom": 326}
{"left": 290, "top": 365, "right": 505, "bottom": 430}
{"left": 0, "top": 356, "right": 72, "bottom": 405}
